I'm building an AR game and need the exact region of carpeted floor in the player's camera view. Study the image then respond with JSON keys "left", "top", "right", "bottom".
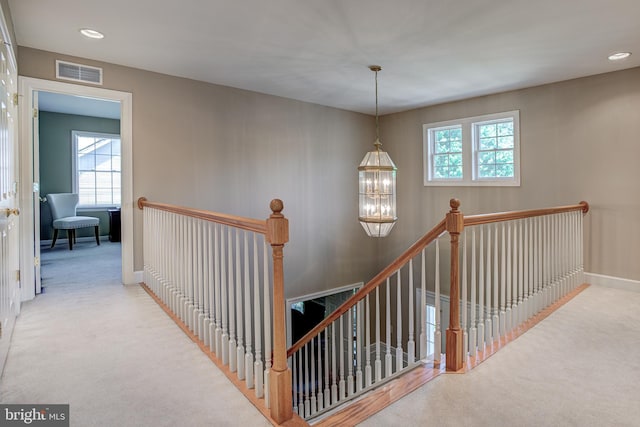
{"left": 2, "top": 240, "right": 639, "bottom": 426}
{"left": 360, "top": 285, "right": 640, "bottom": 427}
{"left": 0, "top": 240, "right": 270, "bottom": 427}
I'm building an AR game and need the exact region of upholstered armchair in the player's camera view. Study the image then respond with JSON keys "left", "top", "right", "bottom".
{"left": 47, "top": 193, "right": 100, "bottom": 250}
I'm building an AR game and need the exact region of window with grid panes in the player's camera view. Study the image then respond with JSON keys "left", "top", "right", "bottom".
{"left": 72, "top": 131, "right": 121, "bottom": 207}
{"left": 423, "top": 111, "right": 519, "bottom": 186}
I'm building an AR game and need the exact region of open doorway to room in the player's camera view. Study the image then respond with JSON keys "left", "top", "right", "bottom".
{"left": 18, "top": 77, "right": 134, "bottom": 302}
{"left": 37, "top": 91, "right": 122, "bottom": 292}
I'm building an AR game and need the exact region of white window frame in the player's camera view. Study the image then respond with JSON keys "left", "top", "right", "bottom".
{"left": 71, "top": 130, "right": 121, "bottom": 209}
{"left": 423, "top": 110, "right": 520, "bottom": 186}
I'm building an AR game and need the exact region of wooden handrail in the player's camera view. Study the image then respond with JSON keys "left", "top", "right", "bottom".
{"left": 287, "top": 218, "right": 447, "bottom": 358}
{"left": 464, "top": 201, "right": 589, "bottom": 227}
{"left": 137, "top": 197, "right": 267, "bottom": 234}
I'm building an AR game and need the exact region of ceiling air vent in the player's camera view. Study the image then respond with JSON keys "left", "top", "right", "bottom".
{"left": 56, "top": 60, "right": 103, "bottom": 85}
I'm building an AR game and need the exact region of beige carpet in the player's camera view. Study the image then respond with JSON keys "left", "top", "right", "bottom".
{"left": 4, "top": 241, "right": 639, "bottom": 426}
{"left": 0, "top": 241, "right": 270, "bottom": 427}
{"left": 360, "top": 284, "right": 640, "bottom": 427}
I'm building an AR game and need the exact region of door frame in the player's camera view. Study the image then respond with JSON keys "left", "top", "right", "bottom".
{"left": 18, "top": 77, "right": 134, "bottom": 301}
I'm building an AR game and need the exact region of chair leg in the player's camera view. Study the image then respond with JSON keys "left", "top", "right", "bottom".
{"left": 95, "top": 226, "right": 100, "bottom": 246}
{"left": 68, "top": 229, "right": 74, "bottom": 250}
{"left": 51, "top": 229, "right": 58, "bottom": 248}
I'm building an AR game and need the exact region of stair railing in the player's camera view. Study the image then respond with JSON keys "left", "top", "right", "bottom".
{"left": 287, "top": 198, "right": 589, "bottom": 421}
{"left": 137, "top": 197, "right": 293, "bottom": 424}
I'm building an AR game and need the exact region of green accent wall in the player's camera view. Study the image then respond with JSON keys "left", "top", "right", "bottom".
{"left": 39, "top": 111, "right": 121, "bottom": 240}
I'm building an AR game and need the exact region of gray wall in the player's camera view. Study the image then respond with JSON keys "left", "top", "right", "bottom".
{"left": 38, "top": 111, "right": 121, "bottom": 240}
{"left": 383, "top": 67, "right": 640, "bottom": 282}
{"left": 18, "top": 46, "right": 379, "bottom": 298}
{"left": 17, "top": 46, "right": 640, "bottom": 298}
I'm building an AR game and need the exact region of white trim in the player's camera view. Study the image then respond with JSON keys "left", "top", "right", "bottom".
{"left": 423, "top": 110, "right": 520, "bottom": 187}
{"left": 134, "top": 270, "right": 144, "bottom": 284}
{"left": 584, "top": 272, "right": 640, "bottom": 293}
{"left": 18, "top": 77, "right": 135, "bottom": 302}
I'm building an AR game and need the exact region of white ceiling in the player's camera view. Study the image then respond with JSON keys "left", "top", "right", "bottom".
{"left": 38, "top": 92, "right": 120, "bottom": 119}
{"left": 8, "top": 0, "right": 640, "bottom": 115}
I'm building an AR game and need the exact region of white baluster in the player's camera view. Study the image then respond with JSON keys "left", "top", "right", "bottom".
{"left": 228, "top": 228, "right": 237, "bottom": 372}
{"left": 292, "top": 353, "right": 298, "bottom": 414}
{"left": 461, "top": 231, "right": 468, "bottom": 361}
{"left": 385, "top": 278, "right": 392, "bottom": 376}
{"left": 365, "top": 294, "right": 372, "bottom": 387}
{"left": 244, "top": 232, "right": 253, "bottom": 388}
{"left": 324, "top": 329, "right": 330, "bottom": 408}
{"left": 478, "top": 228, "right": 485, "bottom": 350}
{"left": 304, "top": 343, "right": 310, "bottom": 418}
{"left": 331, "top": 322, "right": 338, "bottom": 404}
{"left": 396, "top": 270, "right": 403, "bottom": 374}
{"left": 311, "top": 338, "right": 317, "bottom": 415}
{"left": 420, "top": 248, "right": 427, "bottom": 360}
{"left": 375, "top": 286, "right": 382, "bottom": 382}
{"left": 220, "top": 226, "right": 229, "bottom": 366}
{"left": 316, "top": 334, "right": 323, "bottom": 412}
{"left": 511, "top": 221, "right": 518, "bottom": 329}
{"left": 408, "top": 259, "right": 415, "bottom": 365}
{"left": 434, "top": 239, "right": 441, "bottom": 363}
{"left": 500, "top": 223, "right": 507, "bottom": 337}
{"left": 298, "top": 350, "right": 304, "bottom": 416}
{"left": 214, "top": 224, "right": 222, "bottom": 356}
{"left": 492, "top": 224, "right": 499, "bottom": 340}
{"left": 485, "top": 225, "right": 492, "bottom": 344}
{"left": 253, "top": 234, "right": 261, "bottom": 396}
{"left": 356, "top": 300, "right": 363, "bottom": 392}
{"left": 339, "top": 315, "right": 346, "bottom": 400}
{"left": 347, "top": 307, "right": 354, "bottom": 396}
{"left": 263, "top": 239, "right": 271, "bottom": 408}
{"left": 469, "top": 228, "right": 477, "bottom": 358}
{"left": 523, "top": 218, "right": 529, "bottom": 321}
{"left": 235, "top": 231, "right": 244, "bottom": 377}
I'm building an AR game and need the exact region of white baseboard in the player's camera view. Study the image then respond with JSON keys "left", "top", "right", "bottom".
{"left": 584, "top": 272, "right": 640, "bottom": 292}
{"left": 134, "top": 270, "right": 144, "bottom": 284}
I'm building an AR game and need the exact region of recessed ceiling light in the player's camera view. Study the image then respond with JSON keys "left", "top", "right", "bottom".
{"left": 608, "top": 52, "right": 631, "bottom": 61}
{"left": 80, "top": 28, "right": 104, "bottom": 39}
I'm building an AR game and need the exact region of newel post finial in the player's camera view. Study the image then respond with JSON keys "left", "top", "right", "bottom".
{"left": 266, "top": 198, "right": 292, "bottom": 423}
{"left": 445, "top": 198, "right": 464, "bottom": 372}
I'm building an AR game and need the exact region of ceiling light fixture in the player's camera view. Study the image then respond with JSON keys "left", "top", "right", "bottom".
{"left": 608, "top": 52, "right": 631, "bottom": 61}
{"left": 80, "top": 28, "right": 105, "bottom": 39}
{"left": 358, "top": 65, "right": 397, "bottom": 238}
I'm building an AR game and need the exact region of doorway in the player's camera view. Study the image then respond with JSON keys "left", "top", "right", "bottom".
{"left": 18, "top": 77, "right": 134, "bottom": 301}
{"left": 37, "top": 91, "right": 122, "bottom": 292}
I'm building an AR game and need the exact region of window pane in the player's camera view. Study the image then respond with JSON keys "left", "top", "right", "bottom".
{"left": 435, "top": 141, "right": 450, "bottom": 153}
{"left": 496, "top": 150, "right": 514, "bottom": 164}
{"left": 450, "top": 139, "right": 463, "bottom": 152}
{"left": 449, "top": 153, "right": 462, "bottom": 166}
{"left": 450, "top": 165, "right": 463, "bottom": 178}
{"left": 479, "top": 165, "right": 495, "bottom": 177}
{"left": 479, "top": 124, "right": 496, "bottom": 138}
{"left": 78, "top": 153, "right": 95, "bottom": 170}
{"left": 434, "top": 166, "right": 448, "bottom": 178}
{"left": 111, "top": 139, "right": 121, "bottom": 155}
{"left": 112, "top": 155, "right": 121, "bottom": 172}
{"left": 497, "top": 121, "right": 513, "bottom": 136}
{"left": 435, "top": 130, "right": 449, "bottom": 142}
{"left": 498, "top": 136, "right": 514, "bottom": 149}
{"left": 496, "top": 164, "right": 514, "bottom": 177}
{"left": 74, "top": 132, "right": 121, "bottom": 206}
{"left": 478, "top": 152, "right": 495, "bottom": 165}
{"left": 434, "top": 154, "right": 449, "bottom": 167}
{"left": 479, "top": 137, "right": 496, "bottom": 150}
{"left": 450, "top": 128, "right": 462, "bottom": 141}
{"left": 95, "top": 154, "right": 112, "bottom": 171}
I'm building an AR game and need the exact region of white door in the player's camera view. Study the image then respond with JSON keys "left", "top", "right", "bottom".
{"left": 0, "top": 39, "right": 20, "bottom": 368}
{"left": 32, "top": 92, "right": 41, "bottom": 293}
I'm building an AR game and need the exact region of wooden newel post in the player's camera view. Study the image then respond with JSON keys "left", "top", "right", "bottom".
{"left": 266, "top": 199, "right": 293, "bottom": 424}
{"left": 446, "top": 198, "right": 464, "bottom": 372}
